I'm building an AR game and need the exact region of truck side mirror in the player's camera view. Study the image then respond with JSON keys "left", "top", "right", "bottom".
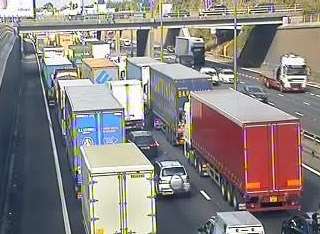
{"left": 307, "top": 67, "right": 311, "bottom": 76}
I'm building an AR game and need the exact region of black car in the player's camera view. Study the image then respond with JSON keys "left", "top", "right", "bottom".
{"left": 281, "top": 211, "right": 320, "bottom": 234}
{"left": 128, "top": 131, "right": 159, "bottom": 157}
{"left": 241, "top": 85, "right": 268, "bottom": 103}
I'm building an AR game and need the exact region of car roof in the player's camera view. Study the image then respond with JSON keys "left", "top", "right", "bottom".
{"left": 201, "top": 67, "right": 217, "bottom": 72}
{"left": 157, "top": 160, "right": 183, "bottom": 168}
{"left": 130, "top": 131, "right": 153, "bottom": 137}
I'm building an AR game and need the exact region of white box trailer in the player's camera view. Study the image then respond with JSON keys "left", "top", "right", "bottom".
{"left": 109, "top": 80, "right": 145, "bottom": 129}
{"left": 80, "top": 143, "right": 156, "bottom": 234}
{"left": 56, "top": 79, "right": 93, "bottom": 135}
{"left": 126, "top": 57, "right": 163, "bottom": 107}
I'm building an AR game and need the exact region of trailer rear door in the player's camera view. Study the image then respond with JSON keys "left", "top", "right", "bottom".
{"left": 245, "top": 125, "right": 273, "bottom": 192}
{"left": 273, "top": 123, "right": 301, "bottom": 191}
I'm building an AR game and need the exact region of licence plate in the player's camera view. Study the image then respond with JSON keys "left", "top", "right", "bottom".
{"left": 270, "top": 196, "right": 278, "bottom": 202}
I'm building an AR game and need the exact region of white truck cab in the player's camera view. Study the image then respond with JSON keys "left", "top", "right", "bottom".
{"left": 276, "top": 54, "right": 308, "bottom": 91}
{"left": 198, "top": 211, "right": 265, "bottom": 234}
{"left": 264, "top": 54, "right": 309, "bottom": 92}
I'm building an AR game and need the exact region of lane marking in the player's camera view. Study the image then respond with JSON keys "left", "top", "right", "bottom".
{"left": 309, "top": 92, "right": 315, "bottom": 96}
{"left": 302, "top": 163, "right": 320, "bottom": 177}
{"left": 278, "top": 94, "right": 284, "bottom": 97}
{"left": 295, "top": 112, "right": 304, "bottom": 117}
{"left": 34, "top": 43, "right": 71, "bottom": 234}
{"left": 200, "top": 190, "right": 211, "bottom": 201}
{"left": 316, "top": 94, "right": 320, "bottom": 98}
{"left": 239, "top": 81, "right": 245, "bottom": 84}
{"left": 303, "top": 102, "right": 311, "bottom": 106}
{"left": 268, "top": 102, "right": 275, "bottom": 106}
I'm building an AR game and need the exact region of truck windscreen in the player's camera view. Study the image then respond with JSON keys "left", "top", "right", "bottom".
{"left": 286, "top": 65, "right": 307, "bottom": 76}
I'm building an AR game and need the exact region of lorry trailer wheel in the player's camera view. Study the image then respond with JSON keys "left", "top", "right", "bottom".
{"left": 232, "top": 192, "right": 239, "bottom": 210}
{"left": 226, "top": 185, "right": 232, "bottom": 204}
{"left": 221, "top": 181, "right": 227, "bottom": 200}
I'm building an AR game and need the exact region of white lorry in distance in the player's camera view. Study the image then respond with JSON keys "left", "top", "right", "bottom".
{"left": 262, "top": 54, "right": 309, "bottom": 92}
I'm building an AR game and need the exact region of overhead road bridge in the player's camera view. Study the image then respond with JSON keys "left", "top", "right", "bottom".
{"left": 17, "top": 12, "right": 299, "bottom": 33}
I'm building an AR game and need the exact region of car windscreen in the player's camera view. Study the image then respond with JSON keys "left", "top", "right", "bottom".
{"left": 206, "top": 71, "right": 217, "bottom": 76}
{"left": 222, "top": 70, "right": 233, "bottom": 75}
{"left": 162, "top": 167, "right": 186, "bottom": 176}
{"left": 134, "top": 136, "right": 154, "bottom": 145}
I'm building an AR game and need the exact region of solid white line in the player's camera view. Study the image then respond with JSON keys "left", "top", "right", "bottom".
{"left": 302, "top": 163, "right": 320, "bottom": 177}
{"left": 200, "top": 190, "right": 211, "bottom": 201}
{"left": 303, "top": 102, "right": 311, "bottom": 106}
{"left": 278, "top": 94, "right": 284, "bottom": 97}
{"left": 295, "top": 112, "right": 304, "bottom": 117}
{"left": 34, "top": 44, "right": 71, "bottom": 234}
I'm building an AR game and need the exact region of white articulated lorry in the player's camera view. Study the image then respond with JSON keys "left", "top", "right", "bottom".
{"left": 262, "top": 54, "right": 309, "bottom": 92}
{"left": 80, "top": 143, "right": 156, "bottom": 234}
{"left": 109, "top": 80, "right": 145, "bottom": 130}
{"left": 175, "top": 36, "right": 205, "bottom": 67}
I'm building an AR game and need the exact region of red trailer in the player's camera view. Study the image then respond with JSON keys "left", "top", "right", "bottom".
{"left": 185, "top": 89, "right": 302, "bottom": 212}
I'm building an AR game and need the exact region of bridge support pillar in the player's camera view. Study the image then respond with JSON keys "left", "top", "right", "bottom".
{"left": 136, "top": 29, "right": 154, "bottom": 57}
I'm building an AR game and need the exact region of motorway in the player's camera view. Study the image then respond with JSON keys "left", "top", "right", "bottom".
{"left": 206, "top": 59, "right": 320, "bottom": 136}
{"left": 0, "top": 40, "right": 319, "bottom": 234}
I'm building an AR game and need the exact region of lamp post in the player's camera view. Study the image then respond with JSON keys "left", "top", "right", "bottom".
{"left": 160, "top": 0, "right": 164, "bottom": 62}
{"left": 233, "top": 0, "right": 238, "bottom": 91}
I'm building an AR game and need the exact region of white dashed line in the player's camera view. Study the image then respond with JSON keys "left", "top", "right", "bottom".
{"left": 309, "top": 92, "right": 315, "bottom": 96}
{"left": 240, "top": 81, "right": 245, "bottom": 84}
{"left": 268, "top": 102, "right": 275, "bottom": 106}
{"left": 278, "top": 94, "right": 284, "bottom": 97}
{"left": 302, "top": 163, "right": 320, "bottom": 177}
{"left": 316, "top": 94, "right": 320, "bottom": 98}
{"left": 200, "top": 190, "right": 211, "bottom": 201}
{"left": 303, "top": 102, "right": 311, "bottom": 106}
{"left": 295, "top": 112, "right": 304, "bottom": 117}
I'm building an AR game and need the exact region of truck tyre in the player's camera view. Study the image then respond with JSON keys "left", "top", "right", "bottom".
{"left": 221, "top": 180, "right": 227, "bottom": 200}
{"left": 197, "top": 160, "right": 203, "bottom": 176}
{"left": 232, "top": 191, "right": 239, "bottom": 210}
{"left": 266, "top": 80, "right": 270, "bottom": 88}
{"left": 226, "top": 184, "right": 232, "bottom": 204}
{"left": 279, "top": 84, "right": 284, "bottom": 92}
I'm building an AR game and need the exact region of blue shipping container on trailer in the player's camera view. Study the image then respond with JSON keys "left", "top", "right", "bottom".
{"left": 42, "top": 56, "right": 73, "bottom": 104}
{"left": 150, "top": 63, "right": 213, "bottom": 145}
{"left": 65, "top": 85, "right": 125, "bottom": 197}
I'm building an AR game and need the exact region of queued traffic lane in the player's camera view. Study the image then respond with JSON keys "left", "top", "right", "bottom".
{"left": 206, "top": 59, "right": 320, "bottom": 136}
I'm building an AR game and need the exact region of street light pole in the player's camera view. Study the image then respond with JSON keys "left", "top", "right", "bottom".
{"left": 233, "top": 0, "right": 238, "bottom": 91}
{"left": 160, "top": 0, "right": 164, "bottom": 62}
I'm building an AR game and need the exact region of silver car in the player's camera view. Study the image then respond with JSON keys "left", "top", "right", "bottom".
{"left": 154, "top": 160, "right": 191, "bottom": 196}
